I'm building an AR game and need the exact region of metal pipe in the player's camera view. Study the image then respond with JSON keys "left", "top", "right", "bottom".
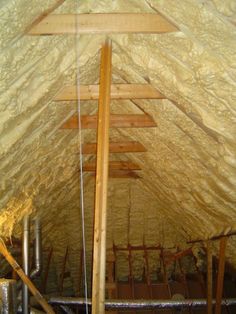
{"left": 0, "top": 279, "right": 17, "bottom": 314}
{"left": 48, "top": 297, "right": 236, "bottom": 309}
{"left": 59, "top": 305, "right": 75, "bottom": 314}
{"left": 30, "top": 217, "right": 42, "bottom": 279}
{"left": 22, "top": 216, "right": 30, "bottom": 314}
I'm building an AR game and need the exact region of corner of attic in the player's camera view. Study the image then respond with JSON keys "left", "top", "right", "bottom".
{"left": 0, "top": 0, "right": 236, "bottom": 313}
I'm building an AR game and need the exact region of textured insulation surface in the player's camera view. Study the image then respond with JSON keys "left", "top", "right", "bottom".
{"left": 0, "top": 0, "right": 235, "bottom": 292}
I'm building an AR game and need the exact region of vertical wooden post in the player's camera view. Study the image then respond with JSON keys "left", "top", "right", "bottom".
{"left": 215, "top": 237, "right": 227, "bottom": 314}
{"left": 91, "top": 38, "right": 112, "bottom": 314}
{"left": 207, "top": 241, "right": 213, "bottom": 314}
{"left": 59, "top": 246, "right": 69, "bottom": 295}
{"left": 42, "top": 247, "right": 53, "bottom": 294}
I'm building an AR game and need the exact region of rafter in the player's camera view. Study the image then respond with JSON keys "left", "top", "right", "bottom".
{"left": 28, "top": 14, "right": 178, "bottom": 35}
{"left": 54, "top": 84, "right": 164, "bottom": 101}
{"left": 83, "top": 161, "right": 141, "bottom": 172}
{"left": 60, "top": 114, "right": 157, "bottom": 129}
{"left": 82, "top": 141, "right": 146, "bottom": 154}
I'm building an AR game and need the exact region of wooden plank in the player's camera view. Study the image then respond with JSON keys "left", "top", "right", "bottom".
{"left": 59, "top": 246, "right": 69, "bottom": 295}
{"left": 28, "top": 14, "right": 178, "bottom": 35}
{"left": 0, "top": 242, "right": 55, "bottom": 314}
{"left": 91, "top": 170, "right": 141, "bottom": 179}
{"left": 207, "top": 241, "right": 213, "bottom": 314}
{"left": 83, "top": 141, "right": 146, "bottom": 154}
{"left": 61, "top": 114, "right": 156, "bottom": 129}
{"left": 91, "top": 38, "right": 112, "bottom": 314}
{"left": 215, "top": 237, "right": 228, "bottom": 314}
{"left": 42, "top": 247, "right": 53, "bottom": 294}
{"left": 165, "top": 247, "right": 193, "bottom": 266}
{"left": 54, "top": 84, "right": 164, "bottom": 101}
{"left": 83, "top": 161, "right": 141, "bottom": 171}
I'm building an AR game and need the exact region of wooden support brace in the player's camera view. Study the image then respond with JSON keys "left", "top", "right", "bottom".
{"left": 59, "top": 246, "right": 69, "bottom": 295}
{"left": 91, "top": 38, "right": 112, "bottom": 314}
{"left": 28, "top": 14, "right": 178, "bottom": 35}
{"left": 0, "top": 242, "right": 55, "bottom": 314}
{"left": 82, "top": 141, "right": 147, "bottom": 154}
{"left": 54, "top": 84, "right": 164, "bottom": 101}
{"left": 215, "top": 237, "right": 228, "bottom": 314}
{"left": 60, "top": 114, "right": 157, "bottom": 129}
{"left": 42, "top": 247, "right": 53, "bottom": 294}
{"left": 83, "top": 161, "right": 141, "bottom": 172}
{"left": 207, "top": 241, "right": 213, "bottom": 314}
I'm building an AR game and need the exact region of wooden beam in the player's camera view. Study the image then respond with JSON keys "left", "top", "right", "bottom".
{"left": 188, "top": 230, "right": 236, "bottom": 244}
{"left": 0, "top": 242, "right": 55, "bottom": 314}
{"left": 83, "top": 161, "right": 141, "bottom": 171}
{"left": 59, "top": 246, "right": 69, "bottom": 296}
{"left": 60, "top": 114, "right": 157, "bottom": 129}
{"left": 91, "top": 170, "right": 141, "bottom": 179}
{"left": 215, "top": 237, "right": 228, "bottom": 314}
{"left": 83, "top": 141, "right": 146, "bottom": 154}
{"left": 92, "top": 38, "right": 112, "bottom": 314}
{"left": 207, "top": 241, "right": 213, "bottom": 314}
{"left": 54, "top": 84, "right": 164, "bottom": 101}
{"left": 28, "top": 14, "right": 178, "bottom": 35}
{"left": 42, "top": 247, "right": 53, "bottom": 294}
{"left": 165, "top": 247, "right": 193, "bottom": 266}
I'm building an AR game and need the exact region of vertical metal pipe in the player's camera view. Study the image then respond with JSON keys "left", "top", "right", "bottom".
{"left": 0, "top": 279, "right": 17, "bottom": 314}
{"left": 30, "top": 217, "right": 42, "bottom": 278}
{"left": 22, "top": 215, "right": 30, "bottom": 314}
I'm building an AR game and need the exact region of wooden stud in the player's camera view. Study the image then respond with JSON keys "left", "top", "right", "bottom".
{"left": 83, "top": 161, "right": 141, "bottom": 172}
{"left": 215, "top": 237, "right": 228, "bottom": 314}
{"left": 207, "top": 241, "right": 213, "bottom": 314}
{"left": 42, "top": 247, "right": 53, "bottom": 294}
{"left": 82, "top": 141, "right": 146, "bottom": 154}
{"left": 91, "top": 38, "right": 112, "bottom": 314}
{"left": 0, "top": 242, "right": 55, "bottom": 314}
{"left": 28, "top": 13, "right": 178, "bottom": 35}
{"left": 54, "top": 84, "right": 164, "bottom": 101}
{"left": 59, "top": 246, "right": 69, "bottom": 296}
{"left": 60, "top": 114, "right": 157, "bottom": 129}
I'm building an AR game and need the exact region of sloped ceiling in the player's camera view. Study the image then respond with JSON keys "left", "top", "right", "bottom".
{"left": 0, "top": 0, "right": 236, "bottom": 291}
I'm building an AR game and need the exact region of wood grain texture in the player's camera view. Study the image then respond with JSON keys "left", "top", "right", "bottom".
{"left": 28, "top": 14, "right": 178, "bottom": 35}
{"left": 54, "top": 84, "right": 164, "bottom": 100}
{"left": 92, "top": 38, "right": 112, "bottom": 314}
{"left": 82, "top": 141, "right": 146, "bottom": 154}
{"left": 83, "top": 161, "right": 141, "bottom": 171}
{"left": 60, "top": 114, "right": 157, "bottom": 129}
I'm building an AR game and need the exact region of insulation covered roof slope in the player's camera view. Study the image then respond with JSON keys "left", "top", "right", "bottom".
{"left": 0, "top": 0, "right": 236, "bottom": 287}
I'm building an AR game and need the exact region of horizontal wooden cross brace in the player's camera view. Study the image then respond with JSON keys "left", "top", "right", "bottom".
{"left": 83, "top": 161, "right": 141, "bottom": 171}
{"left": 28, "top": 14, "right": 178, "bottom": 35}
{"left": 82, "top": 141, "right": 146, "bottom": 154}
{"left": 54, "top": 84, "right": 164, "bottom": 101}
{"left": 90, "top": 170, "right": 141, "bottom": 179}
{"left": 61, "top": 114, "right": 157, "bottom": 129}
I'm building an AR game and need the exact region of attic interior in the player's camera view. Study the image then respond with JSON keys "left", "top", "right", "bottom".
{"left": 0, "top": 0, "right": 236, "bottom": 313}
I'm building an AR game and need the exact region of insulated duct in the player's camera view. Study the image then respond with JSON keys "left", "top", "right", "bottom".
{"left": 0, "top": 279, "right": 17, "bottom": 314}
{"left": 30, "top": 217, "right": 42, "bottom": 279}
{"left": 48, "top": 297, "right": 236, "bottom": 310}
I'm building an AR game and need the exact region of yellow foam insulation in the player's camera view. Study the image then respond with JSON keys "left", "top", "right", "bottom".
{"left": 0, "top": 0, "right": 236, "bottom": 292}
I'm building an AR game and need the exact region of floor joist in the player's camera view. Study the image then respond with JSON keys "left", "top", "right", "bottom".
{"left": 54, "top": 84, "right": 164, "bottom": 101}
{"left": 83, "top": 161, "right": 141, "bottom": 171}
{"left": 82, "top": 141, "right": 146, "bottom": 154}
{"left": 60, "top": 114, "right": 157, "bottom": 129}
{"left": 28, "top": 14, "right": 178, "bottom": 35}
